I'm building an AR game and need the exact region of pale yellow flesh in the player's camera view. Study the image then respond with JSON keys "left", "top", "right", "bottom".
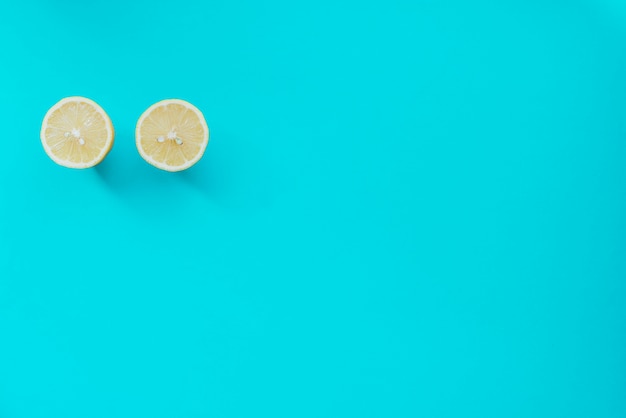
{"left": 137, "top": 101, "right": 207, "bottom": 171}
{"left": 41, "top": 99, "right": 112, "bottom": 168}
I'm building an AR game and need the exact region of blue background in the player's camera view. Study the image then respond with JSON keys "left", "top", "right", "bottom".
{"left": 1, "top": 1, "right": 626, "bottom": 417}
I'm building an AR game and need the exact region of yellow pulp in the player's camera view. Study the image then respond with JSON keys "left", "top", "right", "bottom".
{"left": 137, "top": 102, "right": 207, "bottom": 170}
{"left": 42, "top": 99, "right": 112, "bottom": 167}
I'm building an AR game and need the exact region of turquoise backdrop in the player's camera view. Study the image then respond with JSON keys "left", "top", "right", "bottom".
{"left": 1, "top": 1, "right": 626, "bottom": 417}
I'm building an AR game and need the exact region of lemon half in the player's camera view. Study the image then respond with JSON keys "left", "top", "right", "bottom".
{"left": 135, "top": 99, "right": 209, "bottom": 172}
{"left": 40, "top": 96, "right": 114, "bottom": 169}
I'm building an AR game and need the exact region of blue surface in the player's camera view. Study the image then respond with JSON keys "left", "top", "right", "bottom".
{"left": 1, "top": 1, "right": 626, "bottom": 417}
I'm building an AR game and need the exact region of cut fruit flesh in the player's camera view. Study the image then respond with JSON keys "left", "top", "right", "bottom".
{"left": 40, "top": 96, "right": 114, "bottom": 169}
{"left": 135, "top": 99, "right": 209, "bottom": 172}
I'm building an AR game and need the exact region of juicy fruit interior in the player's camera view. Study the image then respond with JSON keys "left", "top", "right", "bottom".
{"left": 43, "top": 101, "right": 110, "bottom": 164}
{"left": 139, "top": 103, "right": 205, "bottom": 167}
